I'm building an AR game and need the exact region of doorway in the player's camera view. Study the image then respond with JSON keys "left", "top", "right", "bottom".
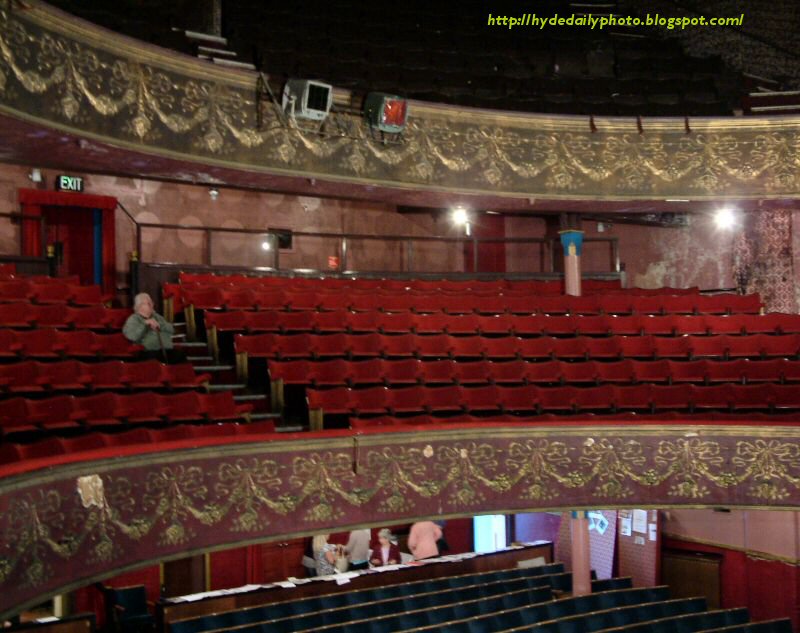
{"left": 42, "top": 206, "right": 101, "bottom": 285}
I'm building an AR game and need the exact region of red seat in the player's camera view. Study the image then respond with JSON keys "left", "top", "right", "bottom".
{"left": 16, "top": 329, "right": 64, "bottom": 358}
{"left": 651, "top": 385, "right": 691, "bottom": 411}
{"left": 760, "top": 313, "right": 800, "bottom": 335}
{"left": 518, "top": 337, "right": 555, "bottom": 360}
{"left": 638, "top": 316, "right": 675, "bottom": 336}
{"left": 462, "top": 385, "right": 501, "bottom": 413}
{"left": 0, "top": 280, "right": 32, "bottom": 303}
{"left": 308, "top": 333, "right": 348, "bottom": 358}
{"left": 413, "top": 313, "right": 450, "bottom": 334}
{"left": 314, "top": 310, "right": 349, "bottom": 333}
{"left": 269, "top": 360, "right": 310, "bottom": 385}
{"left": 318, "top": 294, "right": 352, "bottom": 311}
{"left": 347, "top": 312, "right": 380, "bottom": 333}
{"left": 662, "top": 294, "right": 698, "bottom": 315}
{"left": 760, "top": 334, "right": 800, "bottom": 358}
{"left": 505, "top": 296, "right": 540, "bottom": 315}
{"left": 615, "top": 384, "right": 652, "bottom": 411}
{"left": 206, "top": 310, "right": 247, "bottom": 333}
{"left": 561, "top": 361, "right": 598, "bottom": 385}
{"left": 245, "top": 311, "right": 281, "bottom": 333}
{"left": 691, "top": 384, "right": 733, "bottom": 411}
{"left": 28, "top": 395, "right": 86, "bottom": 430}
{"left": 287, "top": 292, "right": 320, "bottom": 311}
{"left": 632, "top": 360, "right": 671, "bottom": 384}
{"left": 477, "top": 315, "right": 514, "bottom": 336}
{"left": 415, "top": 334, "right": 453, "bottom": 359}
{"left": 202, "top": 391, "right": 253, "bottom": 421}
{"left": 0, "top": 302, "right": 33, "bottom": 328}
{"left": 653, "top": 336, "right": 692, "bottom": 359}
{"left": 553, "top": 338, "right": 588, "bottom": 360}
{"left": 568, "top": 295, "right": 601, "bottom": 315}
{"left": 302, "top": 358, "right": 348, "bottom": 387}
{"left": 452, "top": 336, "right": 489, "bottom": 359}
{"left": 223, "top": 289, "right": 257, "bottom": 310}
{"left": 598, "top": 295, "right": 634, "bottom": 315}
{"left": 574, "top": 316, "right": 611, "bottom": 336}
{"left": 116, "top": 393, "right": 165, "bottom": 424}
{"left": 595, "top": 360, "right": 635, "bottom": 384}
{"left": 157, "top": 392, "right": 202, "bottom": 423}
{"left": 351, "top": 386, "right": 390, "bottom": 415}
{"left": 672, "top": 316, "right": 709, "bottom": 336}
{"left": 350, "top": 294, "right": 383, "bottom": 312}
{"left": 667, "top": 360, "right": 707, "bottom": 383}
{"left": 381, "top": 294, "right": 416, "bottom": 313}
{"left": 631, "top": 296, "right": 665, "bottom": 315}
{"left": 274, "top": 333, "right": 314, "bottom": 359}
{"left": 29, "top": 303, "right": 72, "bottom": 328}
{"left": 381, "top": 359, "right": 420, "bottom": 385}
{"left": 0, "top": 361, "right": 45, "bottom": 394}
{"left": 381, "top": 333, "right": 417, "bottom": 358}
{"left": 68, "top": 285, "right": 111, "bottom": 307}
{"left": 511, "top": 315, "right": 546, "bottom": 336}
{"left": 40, "top": 360, "right": 92, "bottom": 391}
{"left": 20, "top": 437, "right": 67, "bottom": 461}
{"left": 378, "top": 312, "right": 416, "bottom": 334}
{"left": 705, "top": 359, "right": 746, "bottom": 384}
{"left": 781, "top": 360, "right": 800, "bottom": 383}
{"left": 121, "top": 359, "right": 167, "bottom": 389}
{"left": 705, "top": 314, "right": 748, "bottom": 336}
{"left": 769, "top": 384, "right": 800, "bottom": 410}
{"left": 0, "top": 397, "right": 38, "bottom": 433}
{"left": 440, "top": 295, "right": 477, "bottom": 315}
{"left": 540, "top": 316, "right": 577, "bottom": 336}
{"left": 690, "top": 335, "right": 729, "bottom": 359}
{"left": 31, "top": 282, "right": 72, "bottom": 305}
{"left": 537, "top": 386, "right": 578, "bottom": 412}
{"left": 277, "top": 312, "right": 316, "bottom": 332}
{"left": 92, "top": 333, "right": 141, "bottom": 358}
{"left": 741, "top": 359, "right": 783, "bottom": 384}
{"left": 584, "top": 338, "right": 622, "bottom": 359}
{"left": 524, "top": 360, "right": 562, "bottom": 384}
{"left": 490, "top": 359, "right": 528, "bottom": 384}
{"left": 537, "top": 296, "right": 571, "bottom": 315}
{"left": 347, "top": 333, "right": 382, "bottom": 358}
{"left": 420, "top": 359, "right": 457, "bottom": 384}
{"left": 85, "top": 361, "right": 127, "bottom": 390}
{"left": 474, "top": 296, "right": 507, "bottom": 316}
{"left": 183, "top": 287, "right": 225, "bottom": 311}
{"left": 424, "top": 385, "right": 464, "bottom": 413}
{"left": 606, "top": 315, "right": 642, "bottom": 336}
{"left": 81, "top": 392, "right": 124, "bottom": 427}
{"left": 234, "top": 333, "right": 277, "bottom": 358}
{"left": 498, "top": 385, "right": 537, "bottom": 413}
{"left": 163, "top": 364, "right": 210, "bottom": 390}
{"left": 730, "top": 384, "right": 773, "bottom": 410}
{"left": 254, "top": 290, "right": 288, "bottom": 311}
{"left": 453, "top": 360, "right": 490, "bottom": 385}
{"left": 446, "top": 315, "right": 482, "bottom": 336}
{"left": 574, "top": 385, "right": 614, "bottom": 412}
{"left": 387, "top": 386, "right": 427, "bottom": 414}
{"left": 307, "top": 387, "right": 352, "bottom": 414}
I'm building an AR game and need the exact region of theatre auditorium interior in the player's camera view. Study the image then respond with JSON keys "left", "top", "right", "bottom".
{"left": 4, "top": 0, "right": 800, "bottom": 631}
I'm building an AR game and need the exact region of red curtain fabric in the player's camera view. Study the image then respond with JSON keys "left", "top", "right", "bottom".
{"left": 18, "top": 188, "right": 117, "bottom": 292}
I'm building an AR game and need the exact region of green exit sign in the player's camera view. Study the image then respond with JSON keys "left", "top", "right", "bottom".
{"left": 55, "top": 175, "right": 84, "bottom": 193}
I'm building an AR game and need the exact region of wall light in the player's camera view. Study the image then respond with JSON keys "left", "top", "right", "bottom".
{"left": 451, "top": 206, "right": 471, "bottom": 237}
{"left": 261, "top": 240, "right": 271, "bottom": 251}
{"left": 209, "top": 187, "right": 219, "bottom": 201}
{"left": 28, "top": 168, "right": 42, "bottom": 183}
{"left": 714, "top": 207, "right": 737, "bottom": 230}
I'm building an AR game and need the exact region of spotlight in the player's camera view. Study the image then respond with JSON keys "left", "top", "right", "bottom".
{"left": 364, "top": 93, "right": 408, "bottom": 133}
{"left": 714, "top": 207, "right": 737, "bottom": 230}
{"left": 282, "top": 79, "right": 332, "bottom": 121}
{"left": 209, "top": 187, "right": 219, "bottom": 200}
{"left": 452, "top": 207, "right": 469, "bottom": 225}
{"left": 261, "top": 240, "right": 271, "bottom": 251}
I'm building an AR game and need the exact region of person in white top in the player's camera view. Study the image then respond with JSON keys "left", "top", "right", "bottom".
{"left": 345, "top": 528, "right": 371, "bottom": 571}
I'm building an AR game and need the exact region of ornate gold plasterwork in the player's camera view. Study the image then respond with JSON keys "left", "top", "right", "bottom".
{"left": 2, "top": 1, "right": 800, "bottom": 198}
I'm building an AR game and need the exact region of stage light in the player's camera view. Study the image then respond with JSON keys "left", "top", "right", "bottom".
{"left": 714, "top": 207, "right": 737, "bottom": 230}
{"left": 282, "top": 79, "right": 333, "bottom": 121}
{"left": 452, "top": 207, "right": 469, "bottom": 225}
{"left": 364, "top": 93, "right": 408, "bottom": 133}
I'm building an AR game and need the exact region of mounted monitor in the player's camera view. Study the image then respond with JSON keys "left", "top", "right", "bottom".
{"left": 364, "top": 92, "right": 408, "bottom": 133}
{"left": 282, "top": 79, "right": 333, "bottom": 121}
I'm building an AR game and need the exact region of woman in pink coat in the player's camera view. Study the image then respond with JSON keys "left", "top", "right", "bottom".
{"left": 407, "top": 521, "right": 442, "bottom": 560}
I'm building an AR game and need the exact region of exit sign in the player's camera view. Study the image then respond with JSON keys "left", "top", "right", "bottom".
{"left": 55, "top": 175, "right": 84, "bottom": 193}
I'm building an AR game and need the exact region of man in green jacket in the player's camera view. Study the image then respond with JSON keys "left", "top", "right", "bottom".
{"left": 123, "top": 292, "right": 181, "bottom": 362}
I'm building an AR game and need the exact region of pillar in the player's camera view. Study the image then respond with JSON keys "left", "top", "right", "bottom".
{"left": 559, "top": 229, "right": 584, "bottom": 297}
{"left": 570, "top": 510, "right": 592, "bottom": 596}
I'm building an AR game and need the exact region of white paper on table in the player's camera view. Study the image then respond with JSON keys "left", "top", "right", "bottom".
{"left": 632, "top": 509, "right": 648, "bottom": 533}
{"left": 620, "top": 516, "right": 632, "bottom": 536}
{"left": 276, "top": 581, "right": 296, "bottom": 588}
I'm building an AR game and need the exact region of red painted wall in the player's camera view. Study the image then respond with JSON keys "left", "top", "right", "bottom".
{"left": 664, "top": 537, "right": 799, "bottom": 629}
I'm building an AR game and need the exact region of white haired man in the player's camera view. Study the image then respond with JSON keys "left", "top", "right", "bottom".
{"left": 123, "top": 292, "right": 182, "bottom": 362}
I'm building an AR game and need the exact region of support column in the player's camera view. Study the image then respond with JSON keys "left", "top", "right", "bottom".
{"left": 559, "top": 229, "right": 584, "bottom": 297}
{"left": 570, "top": 510, "right": 592, "bottom": 596}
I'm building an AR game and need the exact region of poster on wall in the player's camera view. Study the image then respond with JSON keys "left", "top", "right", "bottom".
{"left": 620, "top": 516, "right": 632, "bottom": 536}
{"left": 632, "top": 509, "right": 648, "bottom": 534}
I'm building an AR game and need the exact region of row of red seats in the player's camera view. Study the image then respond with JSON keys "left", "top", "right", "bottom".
{"left": 175, "top": 272, "right": 625, "bottom": 294}
{"left": 0, "top": 280, "right": 112, "bottom": 305}
{"left": 182, "top": 288, "right": 759, "bottom": 315}
{"left": 269, "top": 358, "right": 800, "bottom": 387}
{"left": 0, "top": 302, "right": 129, "bottom": 330}
{"left": 0, "top": 360, "right": 210, "bottom": 394}
{"left": 236, "top": 333, "right": 800, "bottom": 361}
{"left": 350, "top": 412, "right": 800, "bottom": 429}
{"left": 209, "top": 311, "right": 799, "bottom": 337}
{"left": 0, "top": 330, "right": 141, "bottom": 359}
{"left": 307, "top": 383, "right": 800, "bottom": 416}
{"left": 0, "top": 421, "right": 277, "bottom": 467}
{"left": 0, "top": 391, "right": 253, "bottom": 435}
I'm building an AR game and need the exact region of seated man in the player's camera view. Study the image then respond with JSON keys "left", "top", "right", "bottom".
{"left": 123, "top": 292, "right": 183, "bottom": 363}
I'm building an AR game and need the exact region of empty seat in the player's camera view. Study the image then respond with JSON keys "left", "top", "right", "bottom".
{"left": 561, "top": 361, "right": 598, "bottom": 384}
{"left": 668, "top": 360, "right": 707, "bottom": 383}
{"left": 311, "top": 359, "right": 353, "bottom": 386}
{"left": 415, "top": 334, "right": 453, "bottom": 359}
{"left": 632, "top": 359, "right": 671, "bottom": 383}
{"left": 574, "top": 385, "right": 614, "bottom": 412}
{"left": 277, "top": 311, "right": 316, "bottom": 332}
{"left": 387, "top": 386, "right": 427, "bottom": 414}
{"left": 595, "top": 360, "right": 635, "bottom": 384}
{"left": 275, "top": 333, "right": 314, "bottom": 359}
{"left": 314, "top": 310, "right": 349, "bottom": 333}
{"left": 381, "top": 359, "right": 421, "bottom": 385}
{"left": 381, "top": 333, "right": 418, "bottom": 358}
{"left": 446, "top": 315, "right": 482, "bottom": 336}
{"left": 462, "top": 385, "right": 501, "bottom": 413}
{"left": 245, "top": 311, "right": 281, "bottom": 332}
{"left": 414, "top": 313, "right": 451, "bottom": 334}
{"left": 312, "top": 333, "right": 349, "bottom": 358}
{"left": 307, "top": 387, "right": 352, "bottom": 414}
{"left": 425, "top": 386, "right": 463, "bottom": 412}
{"left": 347, "top": 333, "right": 383, "bottom": 357}
{"left": 40, "top": 360, "right": 92, "bottom": 391}
{"left": 490, "top": 359, "right": 528, "bottom": 384}
{"left": 0, "top": 302, "right": 33, "bottom": 328}
{"left": 348, "top": 312, "right": 380, "bottom": 332}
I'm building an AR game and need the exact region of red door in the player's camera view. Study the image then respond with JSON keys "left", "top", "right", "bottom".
{"left": 42, "top": 206, "right": 96, "bottom": 284}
